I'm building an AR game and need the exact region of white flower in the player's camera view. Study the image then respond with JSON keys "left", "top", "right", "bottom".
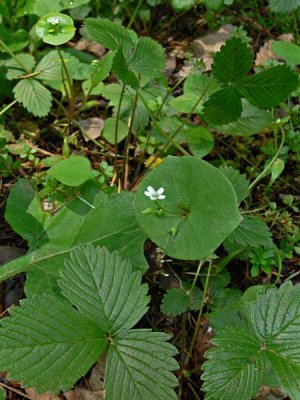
{"left": 144, "top": 186, "right": 166, "bottom": 200}
{"left": 49, "top": 17, "right": 60, "bottom": 25}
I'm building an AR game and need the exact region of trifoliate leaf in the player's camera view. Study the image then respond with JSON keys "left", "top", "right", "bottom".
{"left": 105, "top": 330, "right": 178, "bottom": 400}
{"left": 203, "top": 87, "right": 242, "bottom": 125}
{"left": 47, "top": 155, "right": 95, "bottom": 186}
{"left": 5, "top": 54, "right": 35, "bottom": 80}
{"left": 219, "top": 165, "right": 249, "bottom": 204}
{"left": 237, "top": 65, "right": 299, "bottom": 108}
{"left": 212, "top": 37, "right": 253, "bottom": 83}
{"left": 59, "top": 244, "right": 149, "bottom": 333}
{"left": 161, "top": 288, "right": 191, "bottom": 316}
{"left": 130, "top": 37, "right": 166, "bottom": 79}
{"left": 13, "top": 78, "right": 52, "bottom": 117}
{"left": 36, "top": 13, "right": 75, "bottom": 46}
{"left": 272, "top": 41, "right": 300, "bottom": 68}
{"left": 90, "top": 51, "right": 115, "bottom": 87}
{"left": 135, "top": 156, "right": 241, "bottom": 260}
{"left": 225, "top": 216, "right": 272, "bottom": 248}
{"left": 203, "top": 281, "right": 300, "bottom": 400}
{"left": 217, "top": 99, "right": 273, "bottom": 136}
{"left": 0, "top": 294, "right": 107, "bottom": 394}
{"left": 202, "top": 326, "right": 264, "bottom": 400}
{"left": 269, "top": 0, "right": 300, "bottom": 13}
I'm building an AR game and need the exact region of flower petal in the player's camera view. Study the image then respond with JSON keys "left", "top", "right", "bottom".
{"left": 146, "top": 186, "right": 156, "bottom": 195}
{"left": 158, "top": 195, "right": 166, "bottom": 200}
{"left": 157, "top": 187, "right": 165, "bottom": 195}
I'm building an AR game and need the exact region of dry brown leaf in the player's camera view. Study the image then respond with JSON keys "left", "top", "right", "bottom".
{"left": 79, "top": 118, "right": 104, "bottom": 141}
{"left": 69, "top": 40, "right": 106, "bottom": 58}
{"left": 88, "top": 358, "right": 106, "bottom": 392}
{"left": 255, "top": 34, "right": 294, "bottom": 66}
{"left": 254, "top": 386, "right": 286, "bottom": 400}
{"left": 25, "top": 388, "right": 60, "bottom": 400}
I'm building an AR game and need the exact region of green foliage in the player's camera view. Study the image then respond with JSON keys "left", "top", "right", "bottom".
{"left": 13, "top": 78, "right": 52, "bottom": 117}
{"left": 170, "top": 0, "right": 196, "bottom": 11}
{"left": 0, "top": 244, "right": 178, "bottom": 398}
{"left": 47, "top": 155, "right": 95, "bottom": 186}
{"left": 203, "top": 38, "right": 298, "bottom": 125}
{"left": 36, "top": 13, "right": 76, "bottom": 46}
{"left": 0, "top": 186, "right": 148, "bottom": 295}
{"left": 135, "top": 156, "right": 241, "bottom": 260}
{"left": 34, "top": 0, "right": 90, "bottom": 16}
{"left": 269, "top": 0, "right": 300, "bottom": 13}
{"left": 219, "top": 166, "right": 249, "bottom": 204}
{"left": 184, "top": 126, "right": 214, "bottom": 158}
{"left": 0, "top": 387, "right": 5, "bottom": 400}
{"left": 161, "top": 288, "right": 191, "bottom": 316}
{"left": 272, "top": 41, "right": 300, "bottom": 68}
{"left": 202, "top": 282, "right": 300, "bottom": 400}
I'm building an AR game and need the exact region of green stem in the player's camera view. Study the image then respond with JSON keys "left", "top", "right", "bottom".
{"left": 114, "top": 83, "right": 127, "bottom": 177}
{"left": 292, "top": 11, "right": 300, "bottom": 45}
{"left": 185, "top": 258, "right": 213, "bottom": 367}
{"left": 137, "top": 90, "right": 190, "bottom": 156}
{"left": 0, "top": 38, "right": 31, "bottom": 74}
{"left": 56, "top": 47, "right": 73, "bottom": 104}
{"left": 187, "top": 261, "right": 202, "bottom": 295}
{"left": 123, "top": 90, "right": 139, "bottom": 189}
{"left": 0, "top": 99, "right": 18, "bottom": 117}
{"left": 127, "top": 0, "right": 143, "bottom": 29}
{"left": 156, "top": 75, "right": 187, "bottom": 117}
{"left": 249, "top": 126, "right": 285, "bottom": 191}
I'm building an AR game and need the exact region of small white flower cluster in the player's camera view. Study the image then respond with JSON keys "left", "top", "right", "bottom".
{"left": 49, "top": 17, "right": 60, "bottom": 25}
{"left": 144, "top": 186, "right": 165, "bottom": 200}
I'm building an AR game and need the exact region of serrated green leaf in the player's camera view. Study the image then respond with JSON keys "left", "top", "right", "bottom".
{"left": 34, "top": 50, "right": 63, "bottom": 81}
{"left": 171, "top": 0, "right": 195, "bottom": 11}
{"left": 47, "top": 155, "right": 95, "bottom": 186}
{"left": 203, "top": 87, "right": 242, "bottom": 125}
{"left": 85, "top": 18, "right": 137, "bottom": 60}
{"left": 105, "top": 330, "right": 178, "bottom": 400}
{"left": 161, "top": 288, "right": 190, "bottom": 316}
{"left": 90, "top": 51, "right": 115, "bottom": 87}
{"left": 269, "top": 0, "right": 300, "bottom": 13}
{"left": 237, "top": 65, "right": 299, "bottom": 108}
{"left": 225, "top": 216, "right": 272, "bottom": 248}
{"left": 13, "top": 78, "right": 52, "bottom": 117}
{"left": 4, "top": 54, "right": 35, "bottom": 80}
{"left": 113, "top": 47, "right": 139, "bottom": 88}
{"left": 129, "top": 37, "right": 166, "bottom": 79}
{"left": 218, "top": 99, "right": 273, "bottom": 136}
{"left": 212, "top": 37, "right": 253, "bottom": 83}
{"left": 219, "top": 165, "right": 249, "bottom": 204}
{"left": 202, "top": 327, "right": 264, "bottom": 400}
{"left": 59, "top": 244, "right": 149, "bottom": 333}
{"left": 0, "top": 294, "right": 107, "bottom": 394}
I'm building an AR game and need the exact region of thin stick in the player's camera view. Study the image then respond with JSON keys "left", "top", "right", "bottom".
{"left": 0, "top": 382, "right": 33, "bottom": 400}
{"left": 0, "top": 99, "right": 18, "bottom": 117}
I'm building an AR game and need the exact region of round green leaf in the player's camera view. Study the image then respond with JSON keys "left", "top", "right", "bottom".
{"left": 134, "top": 156, "right": 241, "bottom": 260}
{"left": 36, "top": 12, "right": 75, "bottom": 45}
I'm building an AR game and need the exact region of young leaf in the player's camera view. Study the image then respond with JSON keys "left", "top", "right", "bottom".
{"left": 129, "top": 37, "right": 166, "bottom": 79}
{"left": 0, "top": 294, "right": 107, "bottom": 394}
{"left": 269, "top": 0, "right": 300, "bottom": 13}
{"left": 225, "top": 216, "right": 272, "bottom": 248}
{"left": 59, "top": 244, "right": 149, "bottom": 333}
{"left": 113, "top": 47, "right": 139, "bottom": 88}
{"left": 47, "top": 155, "right": 95, "bottom": 186}
{"left": 202, "top": 327, "right": 264, "bottom": 400}
{"left": 212, "top": 37, "right": 253, "bottom": 83}
{"left": 219, "top": 165, "right": 249, "bottom": 204}
{"left": 161, "top": 288, "right": 191, "bottom": 316}
{"left": 105, "top": 330, "right": 178, "bottom": 400}
{"left": 236, "top": 65, "right": 299, "bottom": 108}
{"left": 203, "top": 87, "right": 242, "bottom": 125}
{"left": 135, "top": 156, "right": 241, "bottom": 260}
{"left": 13, "top": 78, "right": 52, "bottom": 117}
